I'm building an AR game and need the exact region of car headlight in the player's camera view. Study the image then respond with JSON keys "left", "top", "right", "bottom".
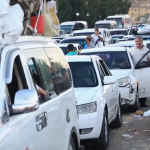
{"left": 118, "top": 77, "right": 131, "bottom": 87}
{"left": 77, "top": 102, "right": 97, "bottom": 114}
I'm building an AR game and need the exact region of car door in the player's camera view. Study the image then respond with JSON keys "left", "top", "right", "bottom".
{"left": 0, "top": 48, "right": 41, "bottom": 150}
{"left": 96, "top": 58, "right": 114, "bottom": 121}
{"left": 23, "top": 47, "right": 67, "bottom": 150}
{"left": 134, "top": 58, "right": 150, "bottom": 98}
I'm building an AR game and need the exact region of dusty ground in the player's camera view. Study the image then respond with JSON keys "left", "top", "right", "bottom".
{"left": 85, "top": 101, "right": 150, "bottom": 150}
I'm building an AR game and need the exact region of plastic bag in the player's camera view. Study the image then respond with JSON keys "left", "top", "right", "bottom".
{"left": 0, "top": 0, "right": 10, "bottom": 18}
{"left": 137, "top": 25, "right": 150, "bottom": 34}
{"left": 0, "top": 4, "right": 24, "bottom": 45}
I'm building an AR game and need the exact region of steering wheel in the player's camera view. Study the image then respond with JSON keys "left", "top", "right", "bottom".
{"left": 74, "top": 78, "right": 89, "bottom": 86}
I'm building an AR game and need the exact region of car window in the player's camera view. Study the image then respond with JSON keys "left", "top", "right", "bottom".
{"left": 79, "top": 51, "right": 131, "bottom": 69}
{"left": 44, "top": 48, "right": 72, "bottom": 94}
{"left": 96, "top": 24, "right": 111, "bottom": 29}
{"left": 72, "top": 32, "right": 93, "bottom": 36}
{"left": 68, "top": 62, "right": 98, "bottom": 87}
{"left": 60, "top": 46, "right": 76, "bottom": 55}
{"left": 60, "top": 25, "right": 73, "bottom": 34}
{"left": 60, "top": 39, "right": 86, "bottom": 48}
{"left": 110, "top": 30, "right": 128, "bottom": 35}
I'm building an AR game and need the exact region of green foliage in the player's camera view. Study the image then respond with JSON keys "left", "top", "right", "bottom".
{"left": 57, "top": 0, "right": 131, "bottom": 27}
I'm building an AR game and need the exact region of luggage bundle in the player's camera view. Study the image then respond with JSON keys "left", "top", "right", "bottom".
{"left": 137, "top": 25, "right": 150, "bottom": 34}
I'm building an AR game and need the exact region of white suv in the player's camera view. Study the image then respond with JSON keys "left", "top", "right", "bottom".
{"left": 0, "top": 36, "right": 82, "bottom": 150}
{"left": 66, "top": 55, "right": 122, "bottom": 150}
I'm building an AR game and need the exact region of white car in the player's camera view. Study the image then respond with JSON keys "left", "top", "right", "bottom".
{"left": 59, "top": 43, "right": 83, "bottom": 55}
{"left": 0, "top": 36, "right": 82, "bottom": 150}
{"left": 80, "top": 47, "right": 150, "bottom": 112}
{"left": 66, "top": 55, "right": 122, "bottom": 150}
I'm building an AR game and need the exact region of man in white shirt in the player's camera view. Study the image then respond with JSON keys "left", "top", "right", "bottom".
{"left": 91, "top": 28, "right": 104, "bottom": 47}
{"left": 129, "top": 35, "right": 150, "bottom": 107}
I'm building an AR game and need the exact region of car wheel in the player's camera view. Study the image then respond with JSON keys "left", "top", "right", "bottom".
{"left": 94, "top": 110, "right": 109, "bottom": 150}
{"left": 110, "top": 98, "right": 122, "bottom": 128}
{"left": 129, "top": 90, "right": 139, "bottom": 112}
{"left": 68, "top": 136, "right": 76, "bottom": 150}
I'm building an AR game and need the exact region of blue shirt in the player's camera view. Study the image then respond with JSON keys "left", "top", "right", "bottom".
{"left": 66, "top": 51, "right": 77, "bottom": 55}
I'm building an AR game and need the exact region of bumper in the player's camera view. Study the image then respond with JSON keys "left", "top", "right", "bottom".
{"left": 79, "top": 112, "right": 103, "bottom": 140}
{"left": 119, "top": 85, "right": 136, "bottom": 106}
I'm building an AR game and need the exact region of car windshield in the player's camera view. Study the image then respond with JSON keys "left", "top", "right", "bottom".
{"left": 60, "top": 25, "right": 73, "bottom": 34}
{"left": 60, "top": 39, "right": 86, "bottom": 48}
{"left": 60, "top": 46, "right": 76, "bottom": 55}
{"left": 96, "top": 24, "right": 111, "bottom": 29}
{"left": 127, "top": 37, "right": 150, "bottom": 41}
{"left": 68, "top": 62, "right": 98, "bottom": 87}
{"left": 110, "top": 30, "right": 128, "bottom": 35}
{"left": 79, "top": 51, "right": 131, "bottom": 69}
{"left": 73, "top": 32, "right": 93, "bottom": 36}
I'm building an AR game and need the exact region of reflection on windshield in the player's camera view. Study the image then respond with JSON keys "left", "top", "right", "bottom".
{"left": 68, "top": 62, "right": 98, "bottom": 87}
{"left": 79, "top": 51, "right": 131, "bottom": 69}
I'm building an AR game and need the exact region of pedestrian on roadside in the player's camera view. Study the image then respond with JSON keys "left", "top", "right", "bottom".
{"left": 91, "top": 28, "right": 105, "bottom": 47}
{"left": 85, "top": 36, "right": 95, "bottom": 49}
{"left": 129, "top": 35, "right": 150, "bottom": 107}
{"left": 66, "top": 44, "right": 81, "bottom": 55}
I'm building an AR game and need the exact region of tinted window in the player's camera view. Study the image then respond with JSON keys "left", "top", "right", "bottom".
{"left": 96, "top": 24, "right": 111, "bottom": 29}
{"left": 112, "top": 36, "right": 124, "bottom": 43}
{"left": 60, "top": 46, "right": 76, "bottom": 55}
{"left": 68, "top": 62, "right": 98, "bottom": 87}
{"left": 72, "top": 23, "right": 85, "bottom": 30}
{"left": 60, "top": 39, "right": 86, "bottom": 48}
{"left": 60, "top": 25, "right": 73, "bottom": 34}
{"left": 44, "top": 48, "right": 72, "bottom": 94}
{"left": 110, "top": 30, "right": 128, "bottom": 35}
{"left": 73, "top": 32, "right": 94, "bottom": 36}
{"left": 79, "top": 51, "right": 131, "bottom": 69}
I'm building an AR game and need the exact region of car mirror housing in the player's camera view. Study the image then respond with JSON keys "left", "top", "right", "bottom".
{"left": 12, "top": 89, "right": 39, "bottom": 114}
{"left": 104, "top": 76, "right": 117, "bottom": 85}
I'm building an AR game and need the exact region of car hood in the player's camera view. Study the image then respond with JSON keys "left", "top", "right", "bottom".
{"left": 110, "top": 69, "right": 131, "bottom": 79}
{"left": 74, "top": 87, "right": 99, "bottom": 105}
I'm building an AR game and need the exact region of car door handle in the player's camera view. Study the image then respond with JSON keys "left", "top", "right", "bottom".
{"left": 66, "top": 109, "right": 70, "bottom": 123}
{"left": 112, "top": 89, "right": 114, "bottom": 92}
{"left": 36, "top": 112, "right": 48, "bottom": 131}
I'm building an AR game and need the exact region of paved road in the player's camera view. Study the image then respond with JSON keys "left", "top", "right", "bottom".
{"left": 84, "top": 102, "right": 150, "bottom": 150}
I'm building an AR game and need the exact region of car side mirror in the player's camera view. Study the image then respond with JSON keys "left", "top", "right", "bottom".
{"left": 104, "top": 76, "right": 117, "bottom": 85}
{"left": 135, "top": 61, "right": 150, "bottom": 69}
{"left": 12, "top": 89, "right": 39, "bottom": 114}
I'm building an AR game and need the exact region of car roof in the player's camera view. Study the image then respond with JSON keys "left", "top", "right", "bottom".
{"left": 61, "top": 36, "right": 87, "bottom": 41}
{"left": 66, "top": 55, "right": 96, "bottom": 62}
{"left": 95, "top": 20, "right": 116, "bottom": 24}
{"left": 109, "top": 29, "right": 128, "bottom": 31}
{"left": 60, "top": 21, "right": 87, "bottom": 26}
{"left": 80, "top": 47, "right": 126, "bottom": 53}
{"left": 59, "top": 43, "right": 80, "bottom": 47}
{"left": 72, "top": 28, "right": 105, "bottom": 34}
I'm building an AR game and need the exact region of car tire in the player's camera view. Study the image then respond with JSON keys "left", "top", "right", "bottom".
{"left": 68, "top": 136, "right": 76, "bottom": 150}
{"left": 129, "top": 90, "right": 139, "bottom": 112}
{"left": 94, "top": 110, "right": 109, "bottom": 150}
{"left": 110, "top": 98, "right": 122, "bottom": 128}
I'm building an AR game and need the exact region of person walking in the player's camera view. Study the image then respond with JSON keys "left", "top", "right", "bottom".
{"left": 66, "top": 44, "right": 81, "bottom": 55}
{"left": 85, "top": 36, "right": 95, "bottom": 49}
{"left": 91, "top": 28, "right": 104, "bottom": 47}
{"left": 129, "top": 35, "right": 150, "bottom": 107}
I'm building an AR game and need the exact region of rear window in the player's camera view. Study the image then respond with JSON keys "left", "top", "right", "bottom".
{"left": 60, "top": 25, "right": 73, "bottom": 34}
{"left": 60, "top": 46, "right": 76, "bottom": 55}
{"left": 60, "top": 39, "right": 86, "bottom": 48}
{"left": 106, "top": 18, "right": 122, "bottom": 28}
{"left": 110, "top": 30, "right": 128, "bottom": 35}
{"left": 73, "top": 32, "right": 94, "bottom": 36}
{"left": 96, "top": 24, "right": 111, "bottom": 29}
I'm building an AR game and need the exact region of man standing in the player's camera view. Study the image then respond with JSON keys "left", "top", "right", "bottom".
{"left": 85, "top": 36, "right": 95, "bottom": 49}
{"left": 91, "top": 28, "right": 104, "bottom": 47}
{"left": 129, "top": 35, "right": 150, "bottom": 107}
